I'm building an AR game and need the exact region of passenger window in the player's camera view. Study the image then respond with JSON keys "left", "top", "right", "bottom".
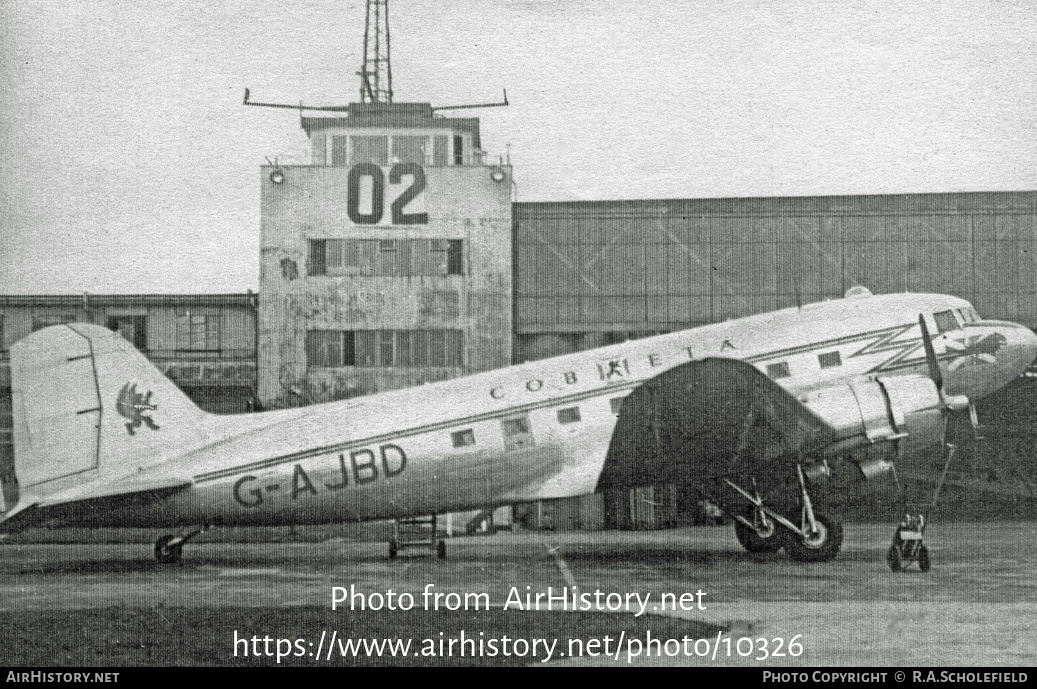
{"left": 557, "top": 407, "right": 581, "bottom": 424}
{"left": 451, "top": 429, "right": 475, "bottom": 448}
{"left": 934, "top": 310, "right": 960, "bottom": 334}
{"left": 818, "top": 351, "right": 841, "bottom": 369}
{"left": 501, "top": 415, "right": 534, "bottom": 451}
{"left": 766, "top": 362, "right": 791, "bottom": 379}
{"left": 502, "top": 418, "right": 529, "bottom": 436}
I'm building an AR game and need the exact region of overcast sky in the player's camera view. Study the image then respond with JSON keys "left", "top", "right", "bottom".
{"left": 1, "top": 0, "right": 1034, "bottom": 294}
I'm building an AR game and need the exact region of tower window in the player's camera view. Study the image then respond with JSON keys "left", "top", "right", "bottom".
{"left": 351, "top": 136, "right": 388, "bottom": 166}
{"left": 392, "top": 136, "right": 428, "bottom": 165}
{"left": 307, "top": 329, "right": 463, "bottom": 368}
{"left": 331, "top": 136, "right": 349, "bottom": 166}
{"left": 309, "top": 239, "right": 465, "bottom": 277}
{"left": 433, "top": 136, "right": 449, "bottom": 166}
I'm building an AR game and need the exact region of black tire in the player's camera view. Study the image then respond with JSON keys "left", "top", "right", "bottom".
{"left": 388, "top": 539, "right": 399, "bottom": 559}
{"left": 734, "top": 520, "right": 782, "bottom": 553}
{"left": 887, "top": 545, "right": 902, "bottom": 572}
{"left": 154, "top": 535, "right": 182, "bottom": 564}
{"left": 918, "top": 545, "right": 931, "bottom": 573}
{"left": 436, "top": 540, "right": 447, "bottom": 560}
{"left": 784, "top": 514, "right": 843, "bottom": 563}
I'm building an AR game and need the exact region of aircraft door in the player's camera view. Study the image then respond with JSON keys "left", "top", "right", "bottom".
{"left": 501, "top": 415, "right": 535, "bottom": 452}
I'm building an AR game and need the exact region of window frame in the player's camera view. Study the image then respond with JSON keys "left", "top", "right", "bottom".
{"left": 818, "top": 350, "right": 842, "bottom": 369}
{"left": 177, "top": 313, "right": 221, "bottom": 352}
{"left": 451, "top": 429, "right": 476, "bottom": 448}
{"left": 308, "top": 329, "right": 463, "bottom": 368}
{"left": 934, "top": 310, "right": 961, "bottom": 334}
{"left": 557, "top": 406, "right": 581, "bottom": 424}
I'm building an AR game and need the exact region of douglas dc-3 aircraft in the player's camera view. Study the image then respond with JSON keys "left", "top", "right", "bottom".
{"left": 3, "top": 288, "right": 1036, "bottom": 563}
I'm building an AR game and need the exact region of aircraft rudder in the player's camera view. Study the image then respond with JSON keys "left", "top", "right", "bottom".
{"left": 10, "top": 324, "right": 208, "bottom": 494}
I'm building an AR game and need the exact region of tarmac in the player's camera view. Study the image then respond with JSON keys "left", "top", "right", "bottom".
{"left": 0, "top": 522, "right": 1035, "bottom": 666}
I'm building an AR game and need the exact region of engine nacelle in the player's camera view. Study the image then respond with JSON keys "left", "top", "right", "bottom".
{"left": 801, "top": 374, "right": 948, "bottom": 477}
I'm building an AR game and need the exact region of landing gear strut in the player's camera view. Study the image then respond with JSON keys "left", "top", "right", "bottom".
{"left": 783, "top": 512, "right": 843, "bottom": 562}
{"left": 726, "top": 480, "right": 782, "bottom": 553}
{"left": 154, "top": 526, "right": 209, "bottom": 563}
{"left": 782, "top": 466, "right": 843, "bottom": 562}
{"left": 734, "top": 519, "right": 782, "bottom": 553}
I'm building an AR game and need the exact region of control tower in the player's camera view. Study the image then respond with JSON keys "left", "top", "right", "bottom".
{"left": 257, "top": 103, "right": 512, "bottom": 407}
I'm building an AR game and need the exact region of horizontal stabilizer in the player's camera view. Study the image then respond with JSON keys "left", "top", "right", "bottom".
{"left": 0, "top": 472, "right": 191, "bottom": 532}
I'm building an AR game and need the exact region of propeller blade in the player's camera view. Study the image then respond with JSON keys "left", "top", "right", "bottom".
{"left": 919, "top": 314, "right": 943, "bottom": 390}
{"left": 968, "top": 402, "right": 985, "bottom": 439}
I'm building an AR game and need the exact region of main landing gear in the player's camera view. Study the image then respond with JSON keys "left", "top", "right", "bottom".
{"left": 154, "top": 526, "right": 209, "bottom": 563}
{"left": 726, "top": 466, "right": 843, "bottom": 563}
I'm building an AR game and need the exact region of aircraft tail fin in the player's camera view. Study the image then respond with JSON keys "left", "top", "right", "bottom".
{"left": 9, "top": 323, "right": 209, "bottom": 504}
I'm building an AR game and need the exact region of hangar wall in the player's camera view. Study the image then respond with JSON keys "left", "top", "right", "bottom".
{"left": 513, "top": 191, "right": 1037, "bottom": 363}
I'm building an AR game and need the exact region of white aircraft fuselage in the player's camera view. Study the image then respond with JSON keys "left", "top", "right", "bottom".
{"left": 9, "top": 290, "right": 1032, "bottom": 533}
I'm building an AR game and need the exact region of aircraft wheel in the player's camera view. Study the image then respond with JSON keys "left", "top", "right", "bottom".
{"left": 784, "top": 514, "right": 843, "bottom": 563}
{"left": 734, "top": 520, "right": 782, "bottom": 553}
{"left": 154, "top": 535, "right": 183, "bottom": 564}
{"left": 887, "top": 545, "right": 902, "bottom": 572}
{"left": 388, "top": 539, "right": 399, "bottom": 560}
{"left": 436, "top": 540, "right": 447, "bottom": 560}
{"left": 918, "top": 545, "right": 931, "bottom": 573}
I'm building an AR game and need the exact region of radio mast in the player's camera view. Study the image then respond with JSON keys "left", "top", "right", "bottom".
{"left": 359, "top": 0, "right": 393, "bottom": 103}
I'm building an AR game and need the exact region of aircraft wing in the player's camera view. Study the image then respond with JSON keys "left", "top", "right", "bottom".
{"left": 0, "top": 470, "right": 191, "bottom": 532}
{"left": 596, "top": 357, "right": 838, "bottom": 490}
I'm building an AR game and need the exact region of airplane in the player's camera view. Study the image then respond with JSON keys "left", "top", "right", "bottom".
{"left": 2, "top": 287, "right": 1035, "bottom": 564}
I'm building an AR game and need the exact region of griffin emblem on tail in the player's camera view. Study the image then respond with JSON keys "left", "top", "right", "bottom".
{"left": 116, "top": 382, "right": 160, "bottom": 435}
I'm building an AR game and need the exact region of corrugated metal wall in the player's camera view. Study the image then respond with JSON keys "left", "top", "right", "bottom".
{"left": 514, "top": 192, "right": 1037, "bottom": 340}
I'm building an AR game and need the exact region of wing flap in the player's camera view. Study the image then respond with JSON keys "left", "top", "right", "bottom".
{"left": 597, "top": 357, "right": 837, "bottom": 490}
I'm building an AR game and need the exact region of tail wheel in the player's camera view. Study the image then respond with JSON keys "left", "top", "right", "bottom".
{"left": 734, "top": 520, "right": 782, "bottom": 553}
{"left": 154, "top": 535, "right": 183, "bottom": 564}
{"left": 388, "top": 539, "right": 399, "bottom": 560}
{"left": 887, "top": 545, "right": 902, "bottom": 572}
{"left": 784, "top": 514, "right": 843, "bottom": 563}
{"left": 436, "top": 540, "right": 447, "bottom": 560}
{"left": 918, "top": 545, "right": 931, "bottom": 573}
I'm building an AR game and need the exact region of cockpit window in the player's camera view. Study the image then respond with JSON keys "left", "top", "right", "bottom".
{"left": 958, "top": 306, "right": 980, "bottom": 323}
{"left": 934, "top": 310, "right": 960, "bottom": 334}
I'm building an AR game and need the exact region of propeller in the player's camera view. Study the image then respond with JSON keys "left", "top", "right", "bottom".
{"left": 918, "top": 315, "right": 970, "bottom": 415}
{"left": 918, "top": 314, "right": 984, "bottom": 439}
{"left": 904, "top": 315, "right": 973, "bottom": 517}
